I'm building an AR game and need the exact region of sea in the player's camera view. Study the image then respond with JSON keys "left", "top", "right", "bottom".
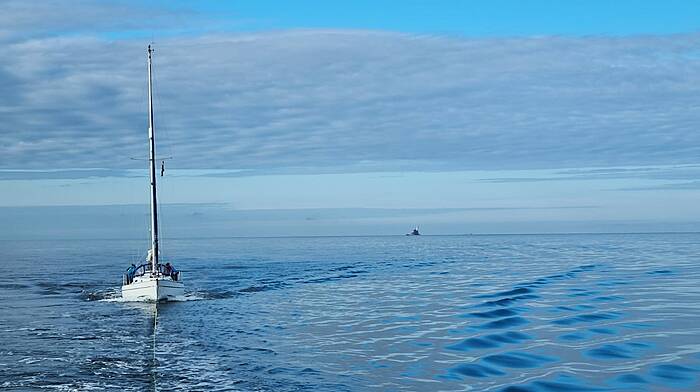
{"left": 1, "top": 233, "right": 700, "bottom": 391}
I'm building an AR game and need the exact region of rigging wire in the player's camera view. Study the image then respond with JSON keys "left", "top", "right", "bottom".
{"left": 151, "top": 57, "right": 175, "bottom": 163}
{"left": 126, "top": 45, "right": 154, "bottom": 263}
{"left": 152, "top": 74, "right": 167, "bottom": 259}
{"left": 150, "top": 45, "right": 175, "bottom": 257}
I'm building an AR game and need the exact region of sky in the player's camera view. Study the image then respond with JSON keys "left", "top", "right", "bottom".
{"left": 2, "top": 1, "right": 700, "bottom": 238}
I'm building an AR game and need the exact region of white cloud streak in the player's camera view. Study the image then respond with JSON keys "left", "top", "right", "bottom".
{"left": 1, "top": 15, "right": 699, "bottom": 176}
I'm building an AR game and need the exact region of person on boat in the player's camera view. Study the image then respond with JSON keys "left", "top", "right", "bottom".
{"left": 163, "top": 262, "right": 172, "bottom": 276}
{"left": 168, "top": 263, "right": 179, "bottom": 281}
{"left": 125, "top": 264, "right": 137, "bottom": 284}
{"left": 144, "top": 249, "right": 154, "bottom": 275}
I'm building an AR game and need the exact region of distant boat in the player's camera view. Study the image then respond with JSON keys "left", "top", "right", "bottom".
{"left": 406, "top": 226, "right": 421, "bottom": 236}
{"left": 121, "top": 45, "right": 184, "bottom": 302}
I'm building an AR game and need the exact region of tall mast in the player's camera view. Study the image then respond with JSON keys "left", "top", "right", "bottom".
{"left": 147, "top": 45, "right": 160, "bottom": 273}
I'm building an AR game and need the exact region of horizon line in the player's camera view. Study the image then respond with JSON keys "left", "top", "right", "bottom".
{"left": 3, "top": 230, "right": 699, "bottom": 242}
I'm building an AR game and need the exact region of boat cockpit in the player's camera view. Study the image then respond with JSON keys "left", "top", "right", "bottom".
{"left": 123, "top": 263, "right": 180, "bottom": 285}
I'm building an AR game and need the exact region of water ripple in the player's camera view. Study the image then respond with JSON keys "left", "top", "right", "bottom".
{"left": 3, "top": 234, "right": 700, "bottom": 391}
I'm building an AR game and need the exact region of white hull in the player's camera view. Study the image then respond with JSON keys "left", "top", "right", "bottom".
{"left": 122, "top": 276, "right": 184, "bottom": 302}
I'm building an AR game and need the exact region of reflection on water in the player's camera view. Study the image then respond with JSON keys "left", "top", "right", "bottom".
{"left": 1, "top": 234, "right": 700, "bottom": 391}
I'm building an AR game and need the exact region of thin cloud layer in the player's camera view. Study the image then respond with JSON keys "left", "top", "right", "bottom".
{"left": 2, "top": 29, "right": 699, "bottom": 176}
{"left": 480, "top": 164, "right": 700, "bottom": 183}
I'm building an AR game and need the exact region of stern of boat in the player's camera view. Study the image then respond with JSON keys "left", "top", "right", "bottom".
{"left": 122, "top": 274, "right": 184, "bottom": 302}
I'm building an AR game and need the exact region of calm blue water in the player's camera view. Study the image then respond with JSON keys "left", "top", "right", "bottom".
{"left": 1, "top": 234, "right": 700, "bottom": 391}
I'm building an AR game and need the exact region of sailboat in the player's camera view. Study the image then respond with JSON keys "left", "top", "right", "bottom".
{"left": 121, "top": 45, "right": 184, "bottom": 302}
{"left": 406, "top": 226, "right": 420, "bottom": 236}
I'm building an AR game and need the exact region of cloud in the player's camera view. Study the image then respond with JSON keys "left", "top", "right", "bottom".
{"left": 1, "top": 19, "right": 699, "bottom": 176}
{"left": 480, "top": 164, "right": 700, "bottom": 183}
{"left": 0, "top": 168, "right": 139, "bottom": 180}
{"left": 615, "top": 180, "right": 700, "bottom": 191}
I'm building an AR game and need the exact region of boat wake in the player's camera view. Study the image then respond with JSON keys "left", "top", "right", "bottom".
{"left": 96, "top": 291, "right": 228, "bottom": 303}
{"left": 81, "top": 287, "right": 121, "bottom": 302}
